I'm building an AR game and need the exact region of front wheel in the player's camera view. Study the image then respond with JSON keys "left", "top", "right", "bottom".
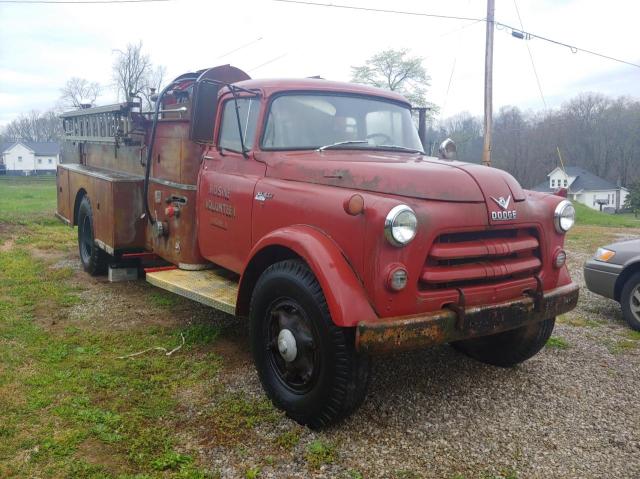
{"left": 621, "top": 272, "right": 640, "bottom": 331}
{"left": 250, "top": 259, "right": 369, "bottom": 429}
{"left": 452, "top": 318, "right": 555, "bottom": 367}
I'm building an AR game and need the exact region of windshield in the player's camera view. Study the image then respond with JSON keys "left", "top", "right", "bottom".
{"left": 262, "top": 94, "right": 424, "bottom": 152}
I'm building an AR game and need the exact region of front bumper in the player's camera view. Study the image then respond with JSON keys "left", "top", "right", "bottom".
{"left": 584, "top": 259, "right": 623, "bottom": 300}
{"left": 356, "top": 282, "right": 579, "bottom": 354}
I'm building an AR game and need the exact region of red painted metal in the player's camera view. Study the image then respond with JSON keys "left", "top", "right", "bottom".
{"left": 144, "top": 266, "right": 177, "bottom": 273}
{"left": 420, "top": 256, "right": 542, "bottom": 284}
{"left": 429, "top": 235, "right": 539, "bottom": 260}
{"left": 239, "top": 225, "right": 377, "bottom": 327}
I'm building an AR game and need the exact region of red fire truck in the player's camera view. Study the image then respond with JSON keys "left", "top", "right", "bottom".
{"left": 56, "top": 65, "right": 579, "bottom": 428}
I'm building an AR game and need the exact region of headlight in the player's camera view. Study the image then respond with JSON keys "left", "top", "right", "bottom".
{"left": 554, "top": 200, "right": 575, "bottom": 233}
{"left": 385, "top": 205, "right": 417, "bottom": 246}
{"left": 595, "top": 247, "right": 615, "bottom": 262}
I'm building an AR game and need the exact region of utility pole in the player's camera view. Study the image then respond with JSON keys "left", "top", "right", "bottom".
{"left": 482, "top": 0, "right": 495, "bottom": 167}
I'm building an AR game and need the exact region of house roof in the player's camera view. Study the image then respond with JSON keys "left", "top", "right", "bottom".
{"left": 0, "top": 140, "right": 60, "bottom": 156}
{"left": 532, "top": 166, "right": 621, "bottom": 193}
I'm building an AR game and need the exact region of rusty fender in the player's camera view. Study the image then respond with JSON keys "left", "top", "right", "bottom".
{"left": 356, "top": 282, "right": 579, "bottom": 354}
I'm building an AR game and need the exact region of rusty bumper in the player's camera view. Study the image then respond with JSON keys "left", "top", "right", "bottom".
{"left": 356, "top": 282, "right": 579, "bottom": 354}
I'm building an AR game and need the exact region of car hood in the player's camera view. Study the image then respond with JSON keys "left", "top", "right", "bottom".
{"left": 262, "top": 150, "right": 525, "bottom": 204}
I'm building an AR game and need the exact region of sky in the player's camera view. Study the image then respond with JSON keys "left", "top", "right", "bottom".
{"left": 0, "top": 0, "right": 639, "bottom": 128}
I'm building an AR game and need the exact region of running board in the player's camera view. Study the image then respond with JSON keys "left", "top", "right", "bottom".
{"left": 145, "top": 268, "right": 239, "bottom": 315}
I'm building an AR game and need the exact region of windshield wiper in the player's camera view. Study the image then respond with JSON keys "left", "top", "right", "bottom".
{"left": 378, "top": 144, "right": 424, "bottom": 154}
{"left": 317, "top": 140, "right": 368, "bottom": 151}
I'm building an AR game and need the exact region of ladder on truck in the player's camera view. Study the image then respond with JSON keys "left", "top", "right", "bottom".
{"left": 60, "top": 101, "right": 145, "bottom": 146}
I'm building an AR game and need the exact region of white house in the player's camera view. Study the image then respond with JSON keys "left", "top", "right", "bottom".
{"left": 0, "top": 141, "right": 60, "bottom": 176}
{"left": 532, "top": 166, "right": 629, "bottom": 212}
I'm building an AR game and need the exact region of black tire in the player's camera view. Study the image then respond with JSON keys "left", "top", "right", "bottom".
{"left": 77, "top": 196, "right": 108, "bottom": 276}
{"left": 452, "top": 318, "right": 555, "bottom": 367}
{"left": 621, "top": 272, "right": 640, "bottom": 331}
{"left": 250, "top": 259, "right": 369, "bottom": 429}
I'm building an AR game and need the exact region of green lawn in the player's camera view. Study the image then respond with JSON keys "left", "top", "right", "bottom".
{"left": 0, "top": 176, "right": 60, "bottom": 224}
{"left": 0, "top": 177, "right": 271, "bottom": 478}
{"left": 574, "top": 201, "right": 640, "bottom": 228}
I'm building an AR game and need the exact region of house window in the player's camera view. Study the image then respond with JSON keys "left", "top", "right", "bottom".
{"left": 48, "top": 158, "right": 53, "bottom": 164}
{"left": 564, "top": 179, "right": 568, "bottom": 187}
{"left": 551, "top": 179, "right": 555, "bottom": 187}
{"left": 18, "top": 156, "right": 22, "bottom": 162}
{"left": 38, "top": 158, "right": 42, "bottom": 164}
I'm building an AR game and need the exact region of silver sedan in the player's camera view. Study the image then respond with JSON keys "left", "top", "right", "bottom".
{"left": 584, "top": 238, "right": 640, "bottom": 330}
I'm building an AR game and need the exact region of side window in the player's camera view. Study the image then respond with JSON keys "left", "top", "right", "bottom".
{"left": 219, "top": 98, "right": 259, "bottom": 153}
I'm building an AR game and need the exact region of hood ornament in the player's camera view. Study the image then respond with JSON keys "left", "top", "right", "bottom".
{"left": 491, "top": 195, "right": 511, "bottom": 210}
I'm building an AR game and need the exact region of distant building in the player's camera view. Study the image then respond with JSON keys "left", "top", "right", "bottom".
{"left": 0, "top": 141, "right": 60, "bottom": 176}
{"left": 532, "top": 166, "right": 629, "bottom": 212}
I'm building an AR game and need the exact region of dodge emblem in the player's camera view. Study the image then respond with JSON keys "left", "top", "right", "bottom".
{"left": 491, "top": 195, "right": 511, "bottom": 210}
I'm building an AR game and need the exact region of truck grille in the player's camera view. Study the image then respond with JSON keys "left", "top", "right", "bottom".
{"left": 419, "top": 229, "right": 541, "bottom": 289}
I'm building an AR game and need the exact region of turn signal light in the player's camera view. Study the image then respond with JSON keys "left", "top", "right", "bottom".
{"left": 553, "top": 249, "right": 567, "bottom": 269}
{"left": 344, "top": 194, "right": 364, "bottom": 216}
{"left": 387, "top": 267, "right": 408, "bottom": 291}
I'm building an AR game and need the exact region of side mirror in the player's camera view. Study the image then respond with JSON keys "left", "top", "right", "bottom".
{"left": 190, "top": 80, "right": 221, "bottom": 144}
{"left": 438, "top": 138, "right": 457, "bottom": 160}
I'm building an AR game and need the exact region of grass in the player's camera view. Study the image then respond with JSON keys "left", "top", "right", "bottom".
{"left": 546, "top": 336, "right": 571, "bottom": 349}
{"left": 304, "top": 439, "right": 337, "bottom": 470}
{"left": 574, "top": 202, "right": 640, "bottom": 228}
{"left": 557, "top": 315, "right": 602, "bottom": 328}
{"left": 0, "top": 177, "right": 227, "bottom": 477}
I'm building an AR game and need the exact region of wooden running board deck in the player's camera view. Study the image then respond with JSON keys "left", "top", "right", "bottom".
{"left": 145, "top": 268, "right": 239, "bottom": 315}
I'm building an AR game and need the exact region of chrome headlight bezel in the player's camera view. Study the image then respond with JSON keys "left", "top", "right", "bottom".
{"left": 554, "top": 200, "right": 575, "bottom": 233}
{"left": 384, "top": 205, "right": 418, "bottom": 247}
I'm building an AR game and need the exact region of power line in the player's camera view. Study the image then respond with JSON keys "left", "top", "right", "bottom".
{"left": 273, "top": 0, "right": 640, "bottom": 70}
{"left": 498, "top": 20, "right": 640, "bottom": 69}
{"left": 273, "top": 0, "right": 484, "bottom": 22}
{"left": 218, "top": 37, "right": 264, "bottom": 60}
{"left": 0, "top": 0, "right": 170, "bottom": 3}
{"left": 512, "top": 0, "right": 547, "bottom": 109}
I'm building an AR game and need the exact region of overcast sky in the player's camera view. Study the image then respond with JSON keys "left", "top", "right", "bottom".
{"left": 0, "top": 0, "right": 638, "bottom": 127}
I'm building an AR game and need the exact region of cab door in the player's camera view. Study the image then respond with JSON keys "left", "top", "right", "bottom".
{"left": 197, "top": 96, "right": 265, "bottom": 273}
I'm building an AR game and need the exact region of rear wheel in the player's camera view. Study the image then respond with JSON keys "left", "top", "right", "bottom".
{"left": 77, "top": 196, "right": 108, "bottom": 276}
{"left": 452, "top": 317, "right": 555, "bottom": 367}
{"left": 250, "top": 259, "right": 369, "bottom": 429}
{"left": 621, "top": 273, "right": 640, "bottom": 331}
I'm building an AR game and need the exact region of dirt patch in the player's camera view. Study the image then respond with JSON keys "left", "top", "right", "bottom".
{"left": 0, "top": 238, "right": 14, "bottom": 252}
{"left": 76, "top": 438, "right": 130, "bottom": 475}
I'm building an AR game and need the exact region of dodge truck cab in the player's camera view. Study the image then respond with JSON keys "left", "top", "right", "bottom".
{"left": 56, "top": 65, "right": 579, "bottom": 428}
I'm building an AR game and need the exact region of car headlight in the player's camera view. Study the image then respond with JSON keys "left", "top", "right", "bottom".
{"left": 554, "top": 200, "right": 575, "bottom": 233}
{"left": 385, "top": 205, "right": 417, "bottom": 246}
{"left": 594, "top": 247, "right": 615, "bottom": 262}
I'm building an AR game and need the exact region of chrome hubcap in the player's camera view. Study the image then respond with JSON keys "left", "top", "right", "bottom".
{"left": 277, "top": 329, "right": 297, "bottom": 362}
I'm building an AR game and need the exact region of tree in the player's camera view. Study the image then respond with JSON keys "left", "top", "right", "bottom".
{"left": 112, "top": 41, "right": 165, "bottom": 106}
{"left": 624, "top": 182, "right": 640, "bottom": 218}
{"left": 60, "top": 77, "right": 101, "bottom": 109}
{"left": 1, "top": 110, "right": 62, "bottom": 142}
{"left": 351, "top": 48, "right": 436, "bottom": 111}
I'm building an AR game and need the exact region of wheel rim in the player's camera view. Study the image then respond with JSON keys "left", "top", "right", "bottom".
{"left": 80, "top": 215, "right": 93, "bottom": 264}
{"left": 266, "top": 299, "right": 319, "bottom": 394}
{"left": 630, "top": 285, "right": 640, "bottom": 321}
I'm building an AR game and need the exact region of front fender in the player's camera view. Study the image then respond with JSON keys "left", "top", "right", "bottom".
{"left": 238, "top": 225, "right": 377, "bottom": 327}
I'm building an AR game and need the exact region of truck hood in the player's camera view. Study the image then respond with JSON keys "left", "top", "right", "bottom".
{"left": 262, "top": 151, "right": 525, "bottom": 203}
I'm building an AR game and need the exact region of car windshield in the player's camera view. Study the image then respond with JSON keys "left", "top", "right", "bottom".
{"left": 262, "top": 94, "right": 424, "bottom": 152}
